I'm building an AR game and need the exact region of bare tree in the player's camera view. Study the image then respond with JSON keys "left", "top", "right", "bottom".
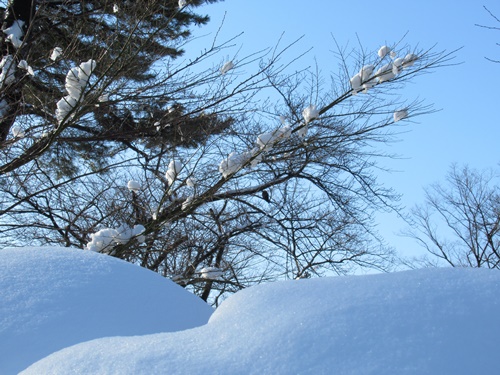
{"left": 476, "top": 6, "right": 500, "bottom": 63}
{"left": 0, "top": 0, "right": 455, "bottom": 303}
{"left": 405, "top": 164, "right": 500, "bottom": 269}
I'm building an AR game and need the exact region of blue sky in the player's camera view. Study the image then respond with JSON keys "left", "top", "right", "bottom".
{"left": 188, "top": 0, "right": 500, "bottom": 259}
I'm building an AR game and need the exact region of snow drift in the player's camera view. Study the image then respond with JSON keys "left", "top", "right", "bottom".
{"left": 22, "top": 266, "right": 500, "bottom": 374}
{"left": 0, "top": 247, "right": 213, "bottom": 374}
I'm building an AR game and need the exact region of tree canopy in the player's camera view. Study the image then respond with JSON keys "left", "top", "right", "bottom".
{"left": 0, "top": 0, "right": 453, "bottom": 303}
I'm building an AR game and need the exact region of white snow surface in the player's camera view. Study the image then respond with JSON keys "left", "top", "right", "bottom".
{"left": 22, "top": 266, "right": 500, "bottom": 375}
{"left": 0, "top": 247, "right": 213, "bottom": 375}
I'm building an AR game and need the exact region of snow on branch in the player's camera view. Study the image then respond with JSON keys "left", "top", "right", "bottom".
{"left": 3, "top": 20, "right": 25, "bottom": 49}
{"left": 220, "top": 61, "right": 235, "bottom": 75}
{"left": 218, "top": 105, "right": 318, "bottom": 178}
{"left": 393, "top": 109, "right": 409, "bottom": 122}
{"left": 198, "top": 266, "right": 224, "bottom": 280}
{"left": 0, "top": 55, "right": 16, "bottom": 87}
{"left": 56, "top": 60, "right": 96, "bottom": 124}
{"left": 50, "top": 47, "right": 63, "bottom": 62}
{"left": 350, "top": 46, "right": 419, "bottom": 95}
{"left": 86, "top": 224, "right": 145, "bottom": 254}
{"left": 302, "top": 105, "right": 319, "bottom": 124}
{"left": 127, "top": 180, "right": 141, "bottom": 192}
{"left": 166, "top": 160, "right": 183, "bottom": 186}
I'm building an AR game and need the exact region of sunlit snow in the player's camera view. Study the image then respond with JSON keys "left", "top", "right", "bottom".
{"left": 302, "top": 104, "right": 319, "bottom": 123}
{"left": 166, "top": 159, "right": 183, "bottom": 186}
{"left": 376, "top": 63, "right": 396, "bottom": 83}
{"left": 17, "top": 60, "right": 34, "bottom": 76}
{"left": 219, "top": 151, "right": 248, "bottom": 178}
{"left": 256, "top": 125, "right": 291, "bottom": 151}
{"left": 403, "top": 53, "right": 418, "bottom": 68}
{"left": 56, "top": 60, "right": 96, "bottom": 123}
{"left": 18, "top": 263, "right": 500, "bottom": 375}
{"left": 378, "top": 45, "right": 391, "bottom": 58}
{"left": 0, "top": 247, "right": 213, "bottom": 375}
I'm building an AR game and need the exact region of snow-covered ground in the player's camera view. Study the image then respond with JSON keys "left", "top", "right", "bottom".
{"left": 0, "top": 247, "right": 213, "bottom": 374}
{"left": 1, "top": 246, "right": 499, "bottom": 374}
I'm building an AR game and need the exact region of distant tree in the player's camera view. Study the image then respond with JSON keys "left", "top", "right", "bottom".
{"left": 0, "top": 0, "right": 454, "bottom": 303}
{"left": 405, "top": 165, "right": 500, "bottom": 269}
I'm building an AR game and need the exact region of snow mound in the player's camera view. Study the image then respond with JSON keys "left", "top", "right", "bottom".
{"left": 0, "top": 247, "right": 213, "bottom": 375}
{"left": 22, "top": 267, "right": 500, "bottom": 374}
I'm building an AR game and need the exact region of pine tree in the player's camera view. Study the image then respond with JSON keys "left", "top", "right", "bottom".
{"left": 0, "top": 0, "right": 228, "bottom": 175}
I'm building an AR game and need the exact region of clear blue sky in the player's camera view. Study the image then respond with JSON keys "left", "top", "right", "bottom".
{"left": 188, "top": 0, "right": 500, "bottom": 259}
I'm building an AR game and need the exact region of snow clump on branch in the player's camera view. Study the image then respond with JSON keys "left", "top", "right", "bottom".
{"left": 220, "top": 61, "right": 234, "bottom": 74}
{"left": 166, "top": 160, "right": 182, "bottom": 186}
{"left": 219, "top": 110, "right": 313, "bottom": 178}
{"left": 181, "top": 195, "right": 194, "bottom": 210}
{"left": 50, "top": 47, "right": 63, "bottom": 61}
{"left": 218, "top": 105, "right": 320, "bottom": 178}
{"left": 11, "top": 125, "right": 24, "bottom": 138}
{"left": 18, "top": 60, "right": 34, "bottom": 76}
{"left": 393, "top": 109, "right": 408, "bottom": 122}
{"left": 302, "top": 105, "right": 319, "bottom": 124}
{"left": 378, "top": 45, "right": 391, "bottom": 58}
{"left": 127, "top": 180, "right": 141, "bottom": 192}
{"left": 86, "top": 225, "right": 145, "bottom": 253}
{"left": 256, "top": 125, "right": 292, "bottom": 151}
{"left": 402, "top": 53, "right": 418, "bottom": 68}
{"left": 3, "top": 20, "right": 25, "bottom": 49}
{"left": 199, "top": 267, "right": 223, "bottom": 280}
{"left": 219, "top": 152, "right": 249, "bottom": 178}
{"left": 350, "top": 46, "right": 419, "bottom": 94}
{"left": 0, "top": 55, "right": 16, "bottom": 87}
{"left": 56, "top": 60, "right": 96, "bottom": 123}
{"left": 219, "top": 123, "right": 292, "bottom": 178}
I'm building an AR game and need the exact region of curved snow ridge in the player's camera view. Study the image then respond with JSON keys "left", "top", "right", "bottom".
{"left": 22, "top": 267, "right": 500, "bottom": 375}
{"left": 0, "top": 247, "right": 213, "bottom": 375}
